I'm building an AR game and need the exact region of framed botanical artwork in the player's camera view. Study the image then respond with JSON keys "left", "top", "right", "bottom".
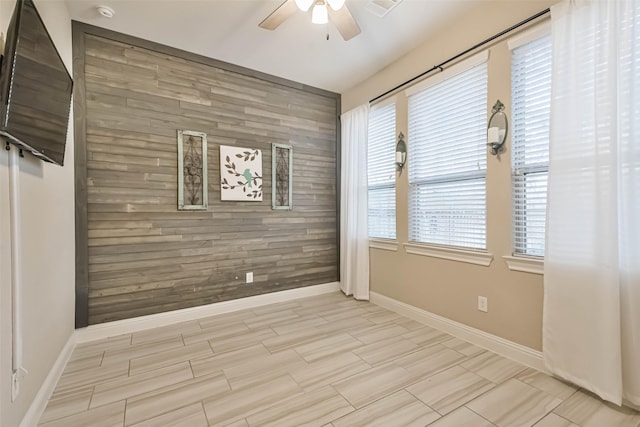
{"left": 220, "top": 145, "right": 263, "bottom": 201}
{"left": 177, "top": 130, "right": 208, "bottom": 210}
{"left": 272, "top": 143, "right": 293, "bottom": 210}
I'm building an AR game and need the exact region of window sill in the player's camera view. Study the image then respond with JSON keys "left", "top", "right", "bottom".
{"left": 369, "top": 239, "right": 398, "bottom": 252}
{"left": 503, "top": 255, "right": 544, "bottom": 275}
{"left": 403, "top": 243, "right": 493, "bottom": 266}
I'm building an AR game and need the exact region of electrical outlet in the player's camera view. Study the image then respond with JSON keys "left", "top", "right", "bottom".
{"left": 246, "top": 272, "right": 253, "bottom": 284}
{"left": 477, "top": 296, "right": 488, "bottom": 313}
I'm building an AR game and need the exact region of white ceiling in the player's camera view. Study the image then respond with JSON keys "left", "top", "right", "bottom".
{"left": 64, "top": 0, "right": 481, "bottom": 93}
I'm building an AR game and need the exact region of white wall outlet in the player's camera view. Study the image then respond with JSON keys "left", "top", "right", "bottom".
{"left": 246, "top": 272, "right": 253, "bottom": 284}
{"left": 478, "top": 296, "right": 488, "bottom": 313}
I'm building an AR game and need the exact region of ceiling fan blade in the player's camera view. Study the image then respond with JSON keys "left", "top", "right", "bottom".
{"left": 328, "top": 5, "right": 361, "bottom": 41}
{"left": 259, "top": 0, "right": 298, "bottom": 31}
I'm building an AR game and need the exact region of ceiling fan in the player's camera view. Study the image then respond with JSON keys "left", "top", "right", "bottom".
{"left": 259, "top": 0, "right": 361, "bottom": 41}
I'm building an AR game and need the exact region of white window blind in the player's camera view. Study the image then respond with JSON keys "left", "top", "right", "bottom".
{"left": 511, "top": 33, "right": 552, "bottom": 257}
{"left": 408, "top": 61, "right": 488, "bottom": 249}
{"left": 367, "top": 103, "right": 396, "bottom": 239}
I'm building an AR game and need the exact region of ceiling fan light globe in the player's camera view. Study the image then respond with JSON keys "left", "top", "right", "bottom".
{"left": 295, "top": 0, "right": 314, "bottom": 11}
{"left": 327, "top": 0, "right": 345, "bottom": 11}
{"left": 311, "top": 3, "right": 328, "bottom": 24}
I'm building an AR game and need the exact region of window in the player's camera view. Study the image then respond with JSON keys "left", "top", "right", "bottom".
{"left": 511, "top": 32, "right": 552, "bottom": 257}
{"left": 367, "top": 103, "right": 396, "bottom": 239}
{"left": 407, "top": 56, "right": 488, "bottom": 249}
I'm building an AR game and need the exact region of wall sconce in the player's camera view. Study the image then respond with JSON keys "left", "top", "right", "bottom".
{"left": 396, "top": 132, "right": 407, "bottom": 172}
{"left": 487, "top": 100, "right": 508, "bottom": 155}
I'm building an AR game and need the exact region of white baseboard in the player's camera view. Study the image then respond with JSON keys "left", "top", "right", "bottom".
{"left": 75, "top": 282, "right": 341, "bottom": 344}
{"left": 370, "top": 291, "right": 546, "bottom": 372}
{"left": 20, "top": 333, "right": 76, "bottom": 427}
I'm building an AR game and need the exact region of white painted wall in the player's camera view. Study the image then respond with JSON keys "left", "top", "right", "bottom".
{"left": 0, "top": 1, "right": 75, "bottom": 425}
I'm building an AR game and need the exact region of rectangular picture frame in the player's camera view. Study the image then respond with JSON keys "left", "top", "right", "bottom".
{"left": 177, "top": 130, "right": 208, "bottom": 210}
{"left": 272, "top": 143, "right": 293, "bottom": 210}
{"left": 220, "top": 145, "right": 263, "bottom": 201}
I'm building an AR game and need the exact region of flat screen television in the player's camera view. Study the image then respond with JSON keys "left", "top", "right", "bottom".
{"left": 0, "top": 0, "right": 73, "bottom": 166}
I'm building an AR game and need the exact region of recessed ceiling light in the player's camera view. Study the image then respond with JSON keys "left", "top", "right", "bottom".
{"left": 96, "top": 5, "right": 115, "bottom": 19}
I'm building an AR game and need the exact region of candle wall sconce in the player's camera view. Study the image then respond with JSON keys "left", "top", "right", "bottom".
{"left": 395, "top": 132, "right": 407, "bottom": 172}
{"left": 487, "top": 100, "right": 508, "bottom": 155}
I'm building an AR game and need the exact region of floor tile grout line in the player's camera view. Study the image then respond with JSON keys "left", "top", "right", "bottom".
{"left": 207, "top": 373, "right": 308, "bottom": 426}
{"left": 329, "top": 362, "right": 437, "bottom": 414}
{"left": 122, "top": 397, "right": 128, "bottom": 427}
{"left": 338, "top": 384, "right": 421, "bottom": 418}
{"left": 520, "top": 374, "right": 581, "bottom": 403}
{"left": 452, "top": 353, "right": 527, "bottom": 385}
{"left": 40, "top": 398, "right": 128, "bottom": 427}
{"left": 401, "top": 386, "right": 443, "bottom": 416}
{"left": 87, "top": 385, "right": 97, "bottom": 413}
{"left": 522, "top": 393, "right": 565, "bottom": 427}
{"left": 206, "top": 338, "right": 216, "bottom": 354}
{"left": 80, "top": 360, "right": 197, "bottom": 411}
{"left": 102, "top": 336, "right": 186, "bottom": 365}
{"left": 200, "top": 400, "right": 211, "bottom": 427}
{"left": 120, "top": 400, "right": 126, "bottom": 427}
{"left": 188, "top": 359, "right": 196, "bottom": 379}
{"left": 462, "top": 376, "right": 564, "bottom": 427}
{"left": 403, "top": 385, "right": 454, "bottom": 419}
{"left": 325, "top": 347, "right": 463, "bottom": 396}
{"left": 353, "top": 339, "right": 457, "bottom": 368}
{"left": 129, "top": 398, "right": 214, "bottom": 427}
{"left": 531, "top": 410, "right": 572, "bottom": 427}
{"left": 464, "top": 375, "right": 528, "bottom": 405}
{"left": 462, "top": 403, "right": 499, "bottom": 426}
{"left": 248, "top": 382, "right": 343, "bottom": 426}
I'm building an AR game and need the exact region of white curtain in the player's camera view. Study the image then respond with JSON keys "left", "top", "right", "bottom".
{"left": 544, "top": 0, "right": 640, "bottom": 406}
{"left": 340, "top": 104, "right": 370, "bottom": 300}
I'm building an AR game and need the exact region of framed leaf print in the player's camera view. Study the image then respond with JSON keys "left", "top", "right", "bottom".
{"left": 220, "top": 145, "right": 263, "bottom": 201}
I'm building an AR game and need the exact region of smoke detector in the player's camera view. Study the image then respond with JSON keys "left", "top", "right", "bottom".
{"left": 96, "top": 5, "right": 115, "bottom": 18}
{"left": 366, "top": 0, "right": 403, "bottom": 18}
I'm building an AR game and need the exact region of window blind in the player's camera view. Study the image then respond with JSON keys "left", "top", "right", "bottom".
{"left": 367, "top": 103, "right": 396, "bottom": 239}
{"left": 511, "top": 33, "right": 552, "bottom": 257}
{"left": 408, "top": 62, "right": 488, "bottom": 249}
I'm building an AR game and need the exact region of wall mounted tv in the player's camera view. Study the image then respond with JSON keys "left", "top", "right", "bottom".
{"left": 0, "top": 0, "right": 73, "bottom": 166}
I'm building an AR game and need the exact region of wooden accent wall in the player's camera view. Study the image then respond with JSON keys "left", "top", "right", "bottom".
{"left": 73, "top": 23, "right": 340, "bottom": 326}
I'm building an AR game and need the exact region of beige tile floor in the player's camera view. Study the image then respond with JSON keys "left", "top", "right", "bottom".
{"left": 39, "top": 292, "right": 640, "bottom": 427}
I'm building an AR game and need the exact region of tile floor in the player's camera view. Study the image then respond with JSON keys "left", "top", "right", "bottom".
{"left": 39, "top": 292, "right": 640, "bottom": 427}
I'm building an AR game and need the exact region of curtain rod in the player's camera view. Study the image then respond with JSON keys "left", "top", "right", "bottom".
{"left": 369, "top": 7, "right": 551, "bottom": 104}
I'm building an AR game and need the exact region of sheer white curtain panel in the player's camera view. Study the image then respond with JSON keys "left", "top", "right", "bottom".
{"left": 544, "top": 0, "right": 640, "bottom": 406}
{"left": 340, "top": 104, "right": 370, "bottom": 300}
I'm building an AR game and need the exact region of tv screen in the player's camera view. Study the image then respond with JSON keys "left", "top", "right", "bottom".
{"left": 0, "top": 0, "right": 73, "bottom": 166}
